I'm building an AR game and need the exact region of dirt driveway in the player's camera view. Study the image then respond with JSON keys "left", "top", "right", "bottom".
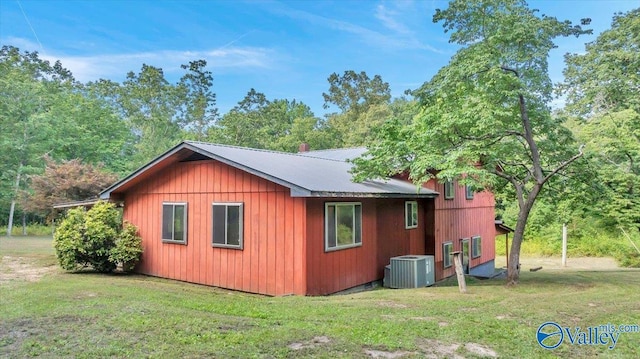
{"left": 494, "top": 255, "right": 623, "bottom": 271}
{"left": 0, "top": 256, "right": 57, "bottom": 284}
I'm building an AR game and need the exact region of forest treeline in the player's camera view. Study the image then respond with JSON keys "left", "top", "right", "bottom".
{"left": 1, "top": 7, "right": 638, "bottom": 264}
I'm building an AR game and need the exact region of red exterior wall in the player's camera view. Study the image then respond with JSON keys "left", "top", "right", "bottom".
{"left": 304, "top": 198, "right": 429, "bottom": 295}
{"left": 119, "top": 159, "right": 307, "bottom": 296}
{"left": 423, "top": 179, "right": 496, "bottom": 280}
{"left": 117, "top": 157, "right": 497, "bottom": 295}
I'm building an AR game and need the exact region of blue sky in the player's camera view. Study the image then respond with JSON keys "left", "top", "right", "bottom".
{"left": 1, "top": 0, "right": 637, "bottom": 116}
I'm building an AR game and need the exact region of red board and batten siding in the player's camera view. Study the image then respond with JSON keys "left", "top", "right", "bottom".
{"left": 304, "top": 198, "right": 428, "bottom": 295}
{"left": 120, "top": 159, "right": 307, "bottom": 296}
{"left": 423, "top": 179, "right": 496, "bottom": 280}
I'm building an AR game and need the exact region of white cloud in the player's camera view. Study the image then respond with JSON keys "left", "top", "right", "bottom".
{"left": 375, "top": 4, "right": 411, "bottom": 35}
{"left": 1, "top": 36, "right": 275, "bottom": 82}
{"left": 270, "top": 3, "right": 444, "bottom": 54}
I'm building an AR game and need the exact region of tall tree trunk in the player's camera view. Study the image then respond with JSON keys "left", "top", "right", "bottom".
{"left": 506, "top": 184, "right": 542, "bottom": 285}
{"left": 22, "top": 212, "right": 27, "bottom": 236}
{"left": 6, "top": 166, "right": 22, "bottom": 237}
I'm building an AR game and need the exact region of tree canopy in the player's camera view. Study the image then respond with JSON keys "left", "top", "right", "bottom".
{"left": 353, "top": 0, "right": 591, "bottom": 284}
{"left": 561, "top": 9, "right": 640, "bottom": 231}
{"left": 22, "top": 156, "right": 117, "bottom": 219}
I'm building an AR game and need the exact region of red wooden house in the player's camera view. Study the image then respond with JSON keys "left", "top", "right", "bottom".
{"left": 100, "top": 141, "right": 498, "bottom": 295}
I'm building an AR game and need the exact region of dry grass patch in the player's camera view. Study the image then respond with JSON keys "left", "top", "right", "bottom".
{"left": 0, "top": 256, "right": 57, "bottom": 284}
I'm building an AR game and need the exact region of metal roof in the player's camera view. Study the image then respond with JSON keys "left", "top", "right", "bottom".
{"left": 100, "top": 141, "right": 438, "bottom": 199}
{"left": 53, "top": 198, "right": 102, "bottom": 209}
{"left": 299, "top": 147, "right": 367, "bottom": 161}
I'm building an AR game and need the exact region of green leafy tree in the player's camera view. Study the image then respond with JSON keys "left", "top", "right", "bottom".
{"left": 323, "top": 71, "right": 392, "bottom": 147}
{"left": 208, "top": 88, "right": 268, "bottom": 148}
{"left": 322, "top": 70, "right": 391, "bottom": 115}
{"left": 0, "top": 46, "right": 74, "bottom": 234}
{"left": 1, "top": 46, "right": 133, "bottom": 233}
{"left": 562, "top": 9, "right": 640, "bottom": 232}
{"left": 271, "top": 115, "right": 335, "bottom": 152}
{"left": 178, "top": 60, "right": 218, "bottom": 141}
{"left": 50, "top": 88, "right": 134, "bottom": 174}
{"left": 352, "top": 0, "right": 590, "bottom": 284}
{"left": 562, "top": 9, "right": 639, "bottom": 116}
{"left": 211, "top": 89, "right": 333, "bottom": 151}
{"left": 572, "top": 110, "right": 640, "bottom": 230}
{"left": 88, "top": 64, "right": 183, "bottom": 168}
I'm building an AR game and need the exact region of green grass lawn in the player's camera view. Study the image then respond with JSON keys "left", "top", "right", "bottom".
{"left": 1, "top": 236, "right": 639, "bottom": 358}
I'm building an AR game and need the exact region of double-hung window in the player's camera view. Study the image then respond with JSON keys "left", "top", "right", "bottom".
{"left": 212, "top": 203, "right": 244, "bottom": 249}
{"left": 444, "top": 180, "right": 455, "bottom": 199}
{"left": 465, "top": 185, "right": 474, "bottom": 200}
{"left": 472, "top": 236, "right": 482, "bottom": 258}
{"left": 405, "top": 201, "right": 418, "bottom": 229}
{"left": 443, "top": 242, "right": 453, "bottom": 268}
{"left": 162, "top": 202, "right": 187, "bottom": 244}
{"left": 325, "top": 202, "right": 362, "bottom": 251}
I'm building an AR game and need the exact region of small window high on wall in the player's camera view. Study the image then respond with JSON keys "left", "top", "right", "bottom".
{"left": 444, "top": 180, "right": 455, "bottom": 199}
{"left": 405, "top": 201, "right": 418, "bottom": 229}
{"left": 465, "top": 185, "right": 474, "bottom": 200}
{"left": 162, "top": 202, "right": 187, "bottom": 244}
{"left": 212, "top": 203, "right": 244, "bottom": 249}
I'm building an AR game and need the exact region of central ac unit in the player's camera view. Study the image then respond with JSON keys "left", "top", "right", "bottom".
{"left": 388, "top": 255, "right": 435, "bottom": 288}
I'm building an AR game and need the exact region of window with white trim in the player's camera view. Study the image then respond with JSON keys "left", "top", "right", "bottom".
{"left": 472, "top": 236, "right": 481, "bottom": 258}
{"left": 443, "top": 241, "right": 453, "bottom": 268}
{"left": 162, "top": 202, "right": 187, "bottom": 244}
{"left": 465, "top": 185, "right": 474, "bottom": 200}
{"left": 212, "top": 203, "right": 243, "bottom": 249}
{"left": 444, "top": 180, "right": 455, "bottom": 199}
{"left": 405, "top": 201, "right": 418, "bottom": 229}
{"left": 325, "top": 202, "right": 362, "bottom": 251}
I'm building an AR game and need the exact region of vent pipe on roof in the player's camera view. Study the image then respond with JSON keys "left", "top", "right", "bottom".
{"left": 299, "top": 143, "right": 310, "bottom": 152}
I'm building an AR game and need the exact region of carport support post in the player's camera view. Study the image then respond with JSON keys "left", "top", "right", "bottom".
{"left": 452, "top": 251, "right": 467, "bottom": 294}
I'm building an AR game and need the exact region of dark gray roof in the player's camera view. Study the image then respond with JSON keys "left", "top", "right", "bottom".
{"left": 299, "top": 147, "right": 367, "bottom": 161}
{"left": 100, "top": 141, "right": 438, "bottom": 199}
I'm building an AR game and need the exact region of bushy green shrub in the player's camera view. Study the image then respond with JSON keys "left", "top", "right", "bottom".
{"left": 53, "top": 201, "right": 142, "bottom": 273}
{"left": 53, "top": 207, "right": 87, "bottom": 271}
{"left": 109, "top": 222, "right": 143, "bottom": 272}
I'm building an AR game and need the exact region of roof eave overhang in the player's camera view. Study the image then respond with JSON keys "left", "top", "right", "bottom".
{"left": 293, "top": 191, "right": 439, "bottom": 199}
{"left": 100, "top": 141, "right": 312, "bottom": 200}
{"left": 53, "top": 199, "right": 101, "bottom": 209}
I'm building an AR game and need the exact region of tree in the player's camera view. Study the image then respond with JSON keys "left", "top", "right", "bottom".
{"left": 0, "top": 46, "right": 74, "bottom": 235}
{"left": 1, "top": 46, "right": 133, "bottom": 233}
{"left": 571, "top": 111, "right": 640, "bottom": 230}
{"left": 323, "top": 71, "right": 392, "bottom": 147}
{"left": 208, "top": 88, "right": 268, "bottom": 148}
{"left": 352, "top": 0, "right": 590, "bottom": 284}
{"left": 322, "top": 70, "right": 391, "bottom": 115}
{"left": 211, "top": 89, "right": 333, "bottom": 151}
{"left": 271, "top": 116, "right": 335, "bottom": 152}
{"left": 88, "top": 64, "right": 183, "bottom": 168}
{"left": 562, "top": 9, "right": 639, "bottom": 116}
{"left": 562, "top": 9, "right": 640, "bottom": 231}
{"left": 178, "top": 60, "right": 218, "bottom": 141}
{"left": 21, "top": 156, "right": 117, "bottom": 219}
